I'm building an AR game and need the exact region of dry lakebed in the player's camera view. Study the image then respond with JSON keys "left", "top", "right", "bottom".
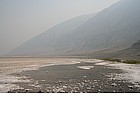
{"left": 0, "top": 57, "right": 140, "bottom": 93}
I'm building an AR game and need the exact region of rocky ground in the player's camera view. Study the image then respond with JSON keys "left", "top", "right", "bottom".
{"left": 10, "top": 62, "right": 140, "bottom": 93}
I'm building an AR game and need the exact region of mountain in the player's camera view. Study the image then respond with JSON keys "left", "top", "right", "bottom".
{"left": 8, "top": 14, "right": 94, "bottom": 56}
{"left": 8, "top": 0, "right": 140, "bottom": 56}
{"left": 64, "top": 0, "right": 140, "bottom": 55}
{"left": 110, "top": 40, "right": 140, "bottom": 60}
{"left": 77, "top": 40, "right": 140, "bottom": 60}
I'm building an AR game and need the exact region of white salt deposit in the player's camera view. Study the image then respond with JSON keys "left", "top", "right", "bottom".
{"left": 95, "top": 61, "right": 140, "bottom": 86}
{"left": 77, "top": 66, "right": 94, "bottom": 70}
{"left": 110, "top": 63, "right": 140, "bottom": 86}
{"left": 0, "top": 75, "right": 30, "bottom": 83}
{"left": 0, "top": 84, "right": 24, "bottom": 93}
{"left": 0, "top": 74, "right": 31, "bottom": 93}
{"left": 81, "top": 59, "right": 103, "bottom": 63}
{"left": 95, "top": 61, "right": 112, "bottom": 66}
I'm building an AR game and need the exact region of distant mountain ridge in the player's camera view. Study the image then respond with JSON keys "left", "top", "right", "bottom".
{"left": 63, "top": 0, "right": 140, "bottom": 53}
{"left": 8, "top": 14, "right": 95, "bottom": 56}
{"left": 8, "top": 0, "right": 140, "bottom": 57}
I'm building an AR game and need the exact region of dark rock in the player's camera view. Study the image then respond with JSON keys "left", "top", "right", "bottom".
{"left": 38, "top": 90, "right": 42, "bottom": 93}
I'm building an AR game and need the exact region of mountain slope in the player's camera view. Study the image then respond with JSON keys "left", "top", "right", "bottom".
{"left": 8, "top": 14, "right": 94, "bottom": 56}
{"left": 63, "top": 0, "right": 140, "bottom": 53}
{"left": 8, "top": 0, "right": 140, "bottom": 56}
{"left": 112, "top": 40, "right": 140, "bottom": 59}
{"left": 78, "top": 40, "right": 140, "bottom": 60}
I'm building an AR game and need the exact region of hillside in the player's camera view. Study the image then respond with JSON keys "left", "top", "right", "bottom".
{"left": 78, "top": 40, "right": 140, "bottom": 60}
{"left": 8, "top": 14, "right": 94, "bottom": 56}
{"left": 64, "top": 0, "right": 140, "bottom": 54}
{"left": 112, "top": 40, "right": 140, "bottom": 60}
{"left": 8, "top": 0, "right": 140, "bottom": 57}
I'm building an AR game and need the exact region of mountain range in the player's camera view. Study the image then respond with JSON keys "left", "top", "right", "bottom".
{"left": 8, "top": 0, "right": 140, "bottom": 59}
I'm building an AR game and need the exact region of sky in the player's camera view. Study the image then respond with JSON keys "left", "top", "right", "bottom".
{"left": 0, "top": 0, "right": 119, "bottom": 55}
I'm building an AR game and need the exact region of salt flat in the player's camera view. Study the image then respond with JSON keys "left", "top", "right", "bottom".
{"left": 0, "top": 57, "right": 140, "bottom": 93}
{"left": 96, "top": 61, "right": 140, "bottom": 86}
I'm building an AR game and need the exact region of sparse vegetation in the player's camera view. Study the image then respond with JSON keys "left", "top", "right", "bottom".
{"left": 102, "top": 58, "right": 122, "bottom": 63}
{"left": 102, "top": 58, "right": 140, "bottom": 64}
{"left": 123, "top": 60, "right": 140, "bottom": 64}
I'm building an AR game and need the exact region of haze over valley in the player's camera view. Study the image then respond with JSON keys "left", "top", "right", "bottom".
{"left": 5, "top": 0, "right": 140, "bottom": 59}
{"left": 0, "top": 0, "right": 119, "bottom": 55}
{"left": 0, "top": 0, "right": 140, "bottom": 93}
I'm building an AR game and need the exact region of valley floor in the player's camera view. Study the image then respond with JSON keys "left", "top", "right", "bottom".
{"left": 0, "top": 57, "right": 140, "bottom": 93}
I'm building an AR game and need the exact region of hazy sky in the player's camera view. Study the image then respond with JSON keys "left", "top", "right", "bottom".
{"left": 0, "top": 0, "right": 119, "bottom": 55}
